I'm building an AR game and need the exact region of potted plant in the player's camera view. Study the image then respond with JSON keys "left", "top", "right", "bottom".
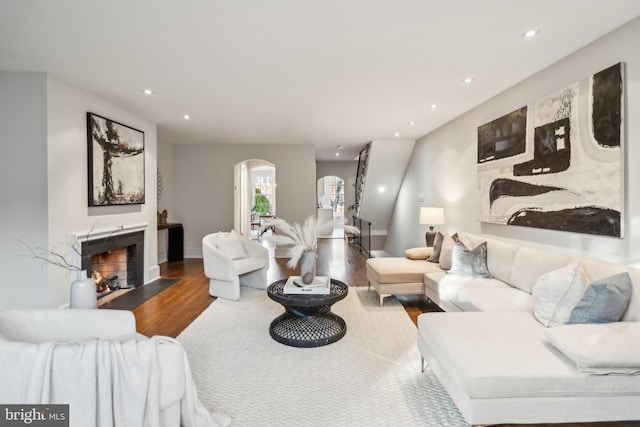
{"left": 252, "top": 188, "right": 271, "bottom": 215}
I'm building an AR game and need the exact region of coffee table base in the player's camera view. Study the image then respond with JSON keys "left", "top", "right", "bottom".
{"left": 267, "top": 279, "right": 349, "bottom": 348}
{"left": 269, "top": 311, "right": 347, "bottom": 348}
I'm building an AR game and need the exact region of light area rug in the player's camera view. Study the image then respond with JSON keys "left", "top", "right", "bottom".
{"left": 177, "top": 286, "right": 468, "bottom": 427}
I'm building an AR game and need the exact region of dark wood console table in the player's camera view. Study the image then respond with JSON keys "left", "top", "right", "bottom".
{"left": 158, "top": 223, "right": 184, "bottom": 261}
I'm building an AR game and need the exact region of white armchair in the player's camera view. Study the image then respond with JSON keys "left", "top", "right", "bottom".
{"left": 202, "top": 232, "right": 269, "bottom": 301}
{"left": 0, "top": 309, "right": 190, "bottom": 426}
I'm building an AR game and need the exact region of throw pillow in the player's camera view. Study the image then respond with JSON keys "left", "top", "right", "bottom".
{"left": 404, "top": 247, "right": 434, "bottom": 260}
{"left": 569, "top": 272, "right": 633, "bottom": 324}
{"left": 545, "top": 322, "right": 640, "bottom": 374}
{"left": 426, "top": 232, "right": 444, "bottom": 263}
{"left": 532, "top": 261, "right": 589, "bottom": 327}
{"left": 218, "top": 239, "right": 248, "bottom": 260}
{"left": 437, "top": 233, "right": 458, "bottom": 270}
{"left": 448, "top": 241, "right": 491, "bottom": 278}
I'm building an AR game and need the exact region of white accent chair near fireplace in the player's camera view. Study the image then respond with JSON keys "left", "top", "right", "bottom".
{"left": 202, "top": 231, "right": 269, "bottom": 301}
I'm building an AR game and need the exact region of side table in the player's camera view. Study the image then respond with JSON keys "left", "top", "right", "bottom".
{"left": 266, "top": 279, "right": 348, "bottom": 347}
{"left": 158, "top": 223, "right": 184, "bottom": 261}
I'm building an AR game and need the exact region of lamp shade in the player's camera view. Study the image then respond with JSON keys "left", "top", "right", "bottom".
{"left": 419, "top": 207, "right": 445, "bottom": 225}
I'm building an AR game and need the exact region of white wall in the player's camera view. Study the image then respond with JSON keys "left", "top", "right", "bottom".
{"left": 385, "top": 17, "right": 640, "bottom": 264}
{"left": 46, "top": 77, "right": 159, "bottom": 308}
{"left": 157, "top": 140, "right": 174, "bottom": 220}
{"left": 0, "top": 74, "right": 160, "bottom": 309}
{"left": 172, "top": 144, "right": 316, "bottom": 257}
{"left": 360, "top": 139, "right": 415, "bottom": 240}
{"left": 0, "top": 72, "right": 49, "bottom": 309}
{"left": 157, "top": 140, "right": 174, "bottom": 263}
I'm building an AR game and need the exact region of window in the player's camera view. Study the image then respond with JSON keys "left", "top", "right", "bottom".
{"left": 254, "top": 175, "right": 274, "bottom": 213}
{"left": 329, "top": 176, "right": 344, "bottom": 213}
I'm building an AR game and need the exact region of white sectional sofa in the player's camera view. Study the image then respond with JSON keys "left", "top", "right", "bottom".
{"left": 366, "top": 232, "right": 640, "bottom": 425}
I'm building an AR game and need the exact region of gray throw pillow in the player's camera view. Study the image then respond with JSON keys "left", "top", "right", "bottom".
{"left": 448, "top": 240, "right": 491, "bottom": 278}
{"left": 426, "top": 232, "right": 444, "bottom": 263}
{"left": 569, "top": 272, "right": 633, "bottom": 324}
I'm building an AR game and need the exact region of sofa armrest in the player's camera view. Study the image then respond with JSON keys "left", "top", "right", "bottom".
{"left": 156, "top": 340, "right": 186, "bottom": 410}
{"left": 0, "top": 309, "right": 136, "bottom": 343}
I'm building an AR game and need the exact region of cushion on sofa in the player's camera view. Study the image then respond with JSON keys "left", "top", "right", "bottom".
{"left": 404, "top": 246, "right": 434, "bottom": 260}
{"left": 438, "top": 233, "right": 458, "bottom": 270}
{"left": 427, "top": 232, "right": 444, "bottom": 263}
{"left": 510, "top": 247, "right": 573, "bottom": 294}
{"left": 545, "top": 322, "right": 640, "bottom": 374}
{"left": 569, "top": 273, "right": 633, "bottom": 324}
{"left": 417, "top": 311, "right": 640, "bottom": 399}
{"left": 485, "top": 238, "right": 519, "bottom": 284}
{"left": 456, "top": 287, "right": 533, "bottom": 312}
{"left": 424, "top": 272, "right": 509, "bottom": 311}
{"left": 532, "top": 261, "right": 589, "bottom": 327}
{"left": 449, "top": 241, "right": 491, "bottom": 278}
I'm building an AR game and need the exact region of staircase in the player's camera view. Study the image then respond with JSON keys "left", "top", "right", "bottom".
{"left": 353, "top": 140, "right": 416, "bottom": 248}
{"left": 354, "top": 143, "right": 370, "bottom": 216}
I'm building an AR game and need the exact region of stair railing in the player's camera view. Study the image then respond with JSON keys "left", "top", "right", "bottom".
{"left": 351, "top": 215, "right": 373, "bottom": 258}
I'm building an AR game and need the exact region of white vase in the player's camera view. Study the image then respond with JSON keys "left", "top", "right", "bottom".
{"left": 300, "top": 249, "right": 317, "bottom": 284}
{"left": 70, "top": 270, "right": 98, "bottom": 309}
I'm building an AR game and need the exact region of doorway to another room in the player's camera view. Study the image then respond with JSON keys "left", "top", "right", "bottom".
{"left": 234, "top": 160, "right": 276, "bottom": 239}
{"left": 317, "top": 175, "right": 346, "bottom": 239}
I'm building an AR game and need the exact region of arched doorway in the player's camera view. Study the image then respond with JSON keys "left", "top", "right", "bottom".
{"left": 234, "top": 159, "right": 276, "bottom": 238}
{"left": 317, "top": 175, "right": 345, "bottom": 238}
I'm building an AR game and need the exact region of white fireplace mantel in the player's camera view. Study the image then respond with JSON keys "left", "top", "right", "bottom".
{"left": 72, "top": 222, "right": 149, "bottom": 243}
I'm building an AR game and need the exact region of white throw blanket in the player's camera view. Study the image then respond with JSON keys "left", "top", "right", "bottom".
{"left": 14, "top": 336, "right": 229, "bottom": 427}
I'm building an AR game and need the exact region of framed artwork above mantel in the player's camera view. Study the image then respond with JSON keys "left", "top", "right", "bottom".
{"left": 87, "top": 112, "right": 145, "bottom": 206}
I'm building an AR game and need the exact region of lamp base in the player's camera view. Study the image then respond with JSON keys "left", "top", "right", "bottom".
{"left": 425, "top": 227, "right": 437, "bottom": 247}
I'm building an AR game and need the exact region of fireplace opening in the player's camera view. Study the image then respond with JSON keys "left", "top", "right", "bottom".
{"left": 81, "top": 230, "right": 144, "bottom": 299}
{"left": 92, "top": 246, "right": 136, "bottom": 298}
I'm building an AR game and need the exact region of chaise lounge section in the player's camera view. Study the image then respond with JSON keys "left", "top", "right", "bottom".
{"left": 368, "top": 232, "right": 640, "bottom": 425}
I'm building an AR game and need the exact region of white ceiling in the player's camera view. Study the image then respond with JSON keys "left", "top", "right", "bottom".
{"left": 1, "top": 1, "right": 639, "bottom": 161}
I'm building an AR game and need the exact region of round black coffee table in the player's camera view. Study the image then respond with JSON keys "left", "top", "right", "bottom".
{"left": 266, "top": 278, "right": 348, "bottom": 347}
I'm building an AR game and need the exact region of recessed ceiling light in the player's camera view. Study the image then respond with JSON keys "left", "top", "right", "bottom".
{"left": 430, "top": 104, "right": 438, "bottom": 109}
{"left": 394, "top": 132, "right": 400, "bottom": 137}
{"left": 335, "top": 152, "right": 340, "bottom": 156}
{"left": 408, "top": 121, "right": 415, "bottom": 126}
{"left": 378, "top": 186, "right": 386, "bottom": 193}
{"left": 522, "top": 29, "right": 539, "bottom": 38}
{"left": 183, "top": 114, "right": 190, "bottom": 120}
{"left": 463, "top": 77, "right": 474, "bottom": 84}
{"left": 143, "top": 89, "right": 153, "bottom": 95}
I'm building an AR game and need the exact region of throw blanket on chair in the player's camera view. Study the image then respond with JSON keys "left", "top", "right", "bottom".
{"left": 14, "top": 336, "right": 229, "bottom": 427}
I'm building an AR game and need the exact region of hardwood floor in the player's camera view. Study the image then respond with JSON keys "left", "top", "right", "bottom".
{"left": 130, "top": 237, "right": 638, "bottom": 427}
{"left": 132, "top": 237, "right": 436, "bottom": 337}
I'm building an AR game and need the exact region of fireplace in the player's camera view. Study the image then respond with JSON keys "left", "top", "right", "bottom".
{"left": 80, "top": 230, "right": 144, "bottom": 297}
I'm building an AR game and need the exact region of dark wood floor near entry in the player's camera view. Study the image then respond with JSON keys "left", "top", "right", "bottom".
{"left": 131, "top": 238, "right": 639, "bottom": 427}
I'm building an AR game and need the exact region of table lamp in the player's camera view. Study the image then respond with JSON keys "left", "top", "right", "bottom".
{"left": 419, "top": 207, "right": 445, "bottom": 247}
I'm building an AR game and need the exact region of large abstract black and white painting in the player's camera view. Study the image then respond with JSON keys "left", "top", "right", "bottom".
{"left": 478, "top": 106, "right": 527, "bottom": 163}
{"left": 478, "top": 63, "right": 624, "bottom": 237}
{"left": 87, "top": 113, "right": 145, "bottom": 206}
